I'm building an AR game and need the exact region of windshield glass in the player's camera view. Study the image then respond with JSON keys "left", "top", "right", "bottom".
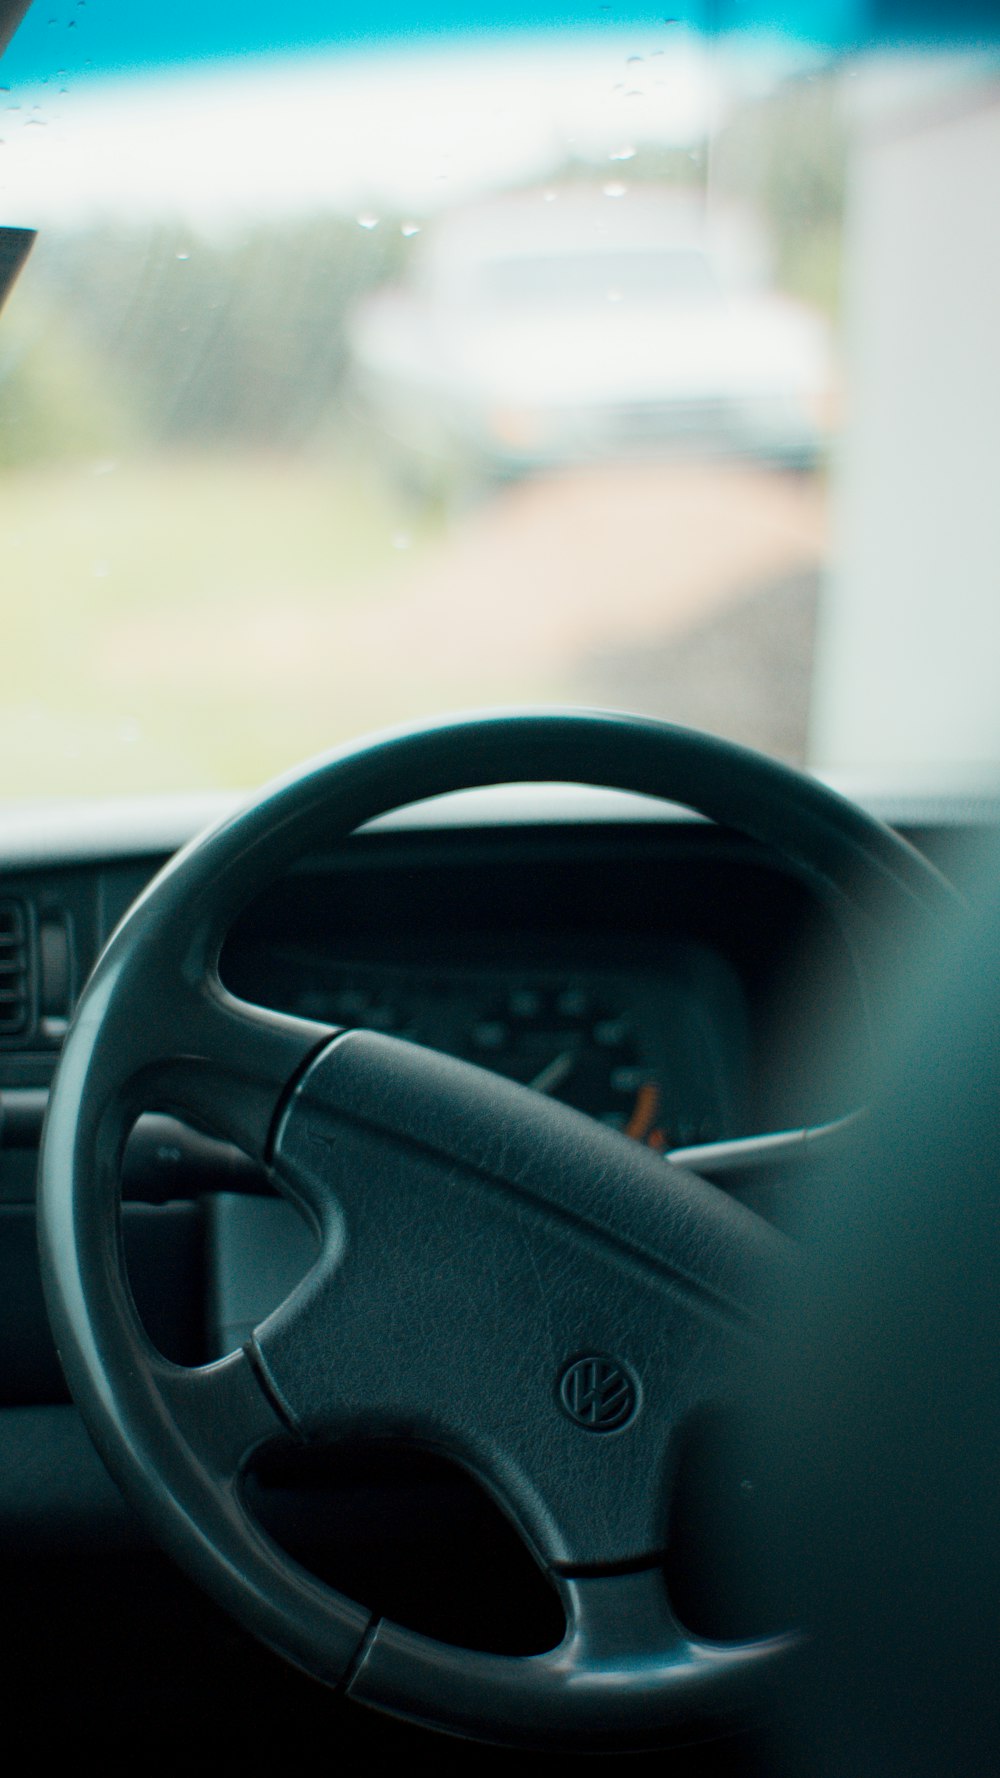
{"left": 0, "top": 6, "right": 997, "bottom": 798}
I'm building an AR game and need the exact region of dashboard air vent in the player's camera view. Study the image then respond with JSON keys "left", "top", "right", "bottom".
{"left": 0, "top": 901, "right": 31, "bottom": 1038}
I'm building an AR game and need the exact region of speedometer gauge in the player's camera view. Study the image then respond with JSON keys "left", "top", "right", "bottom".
{"left": 463, "top": 982, "right": 668, "bottom": 1148}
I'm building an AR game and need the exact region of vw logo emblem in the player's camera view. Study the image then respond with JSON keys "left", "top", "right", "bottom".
{"left": 557, "top": 1355, "right": 638, "bottom": 1432}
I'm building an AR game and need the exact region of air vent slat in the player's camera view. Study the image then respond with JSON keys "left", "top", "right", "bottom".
{"left": 0, "top": 900, "right": 31, "bottom": 1038}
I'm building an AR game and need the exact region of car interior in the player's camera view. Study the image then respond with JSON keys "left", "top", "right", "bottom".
{"left": 1, "top": 0, "right": 998, "bottom": 1767}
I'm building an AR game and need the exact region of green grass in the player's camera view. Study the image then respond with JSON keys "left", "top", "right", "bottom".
{"left": 0, "top": 448, "right": 444, "bottom": 798}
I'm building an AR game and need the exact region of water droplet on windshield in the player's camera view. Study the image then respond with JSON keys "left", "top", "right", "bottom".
{"left": 602, "top": 181, "right": 627, "bottom": 199}
{"left": 357, "top": 213, "right": 379, "bottom": 231}
{"left": 391, "top": 531, "right": 412, "bottom": 551}
{"left": 609, "top": 145, "right": 636, "bottom": 161}
{"left": 400, "top": 220, "right": 420, "bottom": 238}
{"left": 542, "top": 189, "right": 558, "bottom": 203}
{"left": 625, "top": 54, "right": 644, "bottom": 65}
{"left": 92, "top": 560, "right": 109, "bottom": 579}
{"left": 607, "top": 287, "right": 623, "bottom": 303}
{"left": 175, "top": 250, "right": 189, "bottom": 261}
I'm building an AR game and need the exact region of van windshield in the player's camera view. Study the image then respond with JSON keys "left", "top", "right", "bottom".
{"left": 0, "top": 8, "right": 998, "bottom": 799}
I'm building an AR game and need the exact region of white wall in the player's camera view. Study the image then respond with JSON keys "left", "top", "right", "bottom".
{"left": 809, "top": 72, "right": 1000, "bottom": 777}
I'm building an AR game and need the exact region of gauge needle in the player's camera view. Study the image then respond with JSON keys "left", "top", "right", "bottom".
{"left": 529, "top": 1051, "right": 576, "bottom": 1096}
{"left": 625, "top": 1082, "right": 662, "bottom": 1144}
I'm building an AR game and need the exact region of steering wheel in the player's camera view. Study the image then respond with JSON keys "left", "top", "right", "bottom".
{"left": 36, "top": 711, "right": 954, "bottom": 1750}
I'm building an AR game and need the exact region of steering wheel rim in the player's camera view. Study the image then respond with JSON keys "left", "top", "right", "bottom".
{"left": 37, "top": 710, "right": 955, "bottom": 1750}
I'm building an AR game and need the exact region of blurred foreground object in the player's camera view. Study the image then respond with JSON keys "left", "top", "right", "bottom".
{"left": 761, "top": 841, "right": 1000, "bottom": 1776}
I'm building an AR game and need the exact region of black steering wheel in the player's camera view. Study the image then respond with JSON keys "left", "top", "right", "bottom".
{"left": 36, "top": 712, "right": 954, "bottom": 1750}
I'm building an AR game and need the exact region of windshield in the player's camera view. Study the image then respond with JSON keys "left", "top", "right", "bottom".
{"left": 0, "top": 5, "right": 998, "bottom": 799}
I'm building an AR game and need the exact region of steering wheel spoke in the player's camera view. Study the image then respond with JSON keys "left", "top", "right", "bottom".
{"left": 83, "top": 945, "right": 329, "bottom": 1166}
{"left": 348, "top": 1560, "right": 792, "bottom": 1747}
{"left": 557, "top": 1565, "right": 686, "bottom": 1661}
{"left": 128, "top": 986, "right": 333, "bottom": 1167}
{"left": 150, "top": 1343, "right": 293, "bottom": 1482}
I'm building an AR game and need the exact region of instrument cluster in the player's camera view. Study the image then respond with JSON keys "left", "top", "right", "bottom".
{"left": 245, "top": 944, "right": 748, "bottom": 1154}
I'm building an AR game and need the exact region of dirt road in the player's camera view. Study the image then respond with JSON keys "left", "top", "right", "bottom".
{"left": 333, "top": 458, "right": 827, "bottom": 757}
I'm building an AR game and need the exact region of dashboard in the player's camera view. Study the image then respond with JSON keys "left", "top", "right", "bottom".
{"left": 0, "top": 802, "right": 898, "bottom": 1186}
{"left": 0, "top": 779, "right": 996, "bottom": 1745}
{"left": 2, "top": 781, "right": 991, "bottom": 1373}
